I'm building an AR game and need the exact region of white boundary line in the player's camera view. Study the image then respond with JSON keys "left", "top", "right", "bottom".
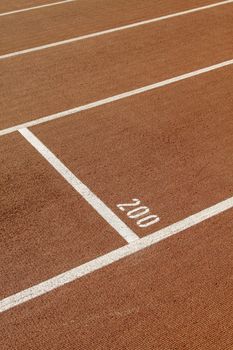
{"left": 1, "top": 195, "right": 233, "bottom": 313}
{"left": 0, "top": 0, "right": 77, "bottom": 17}
{"left": 1, "top": 0, "right": 233, "bottom": 60}
{"left": 1, "top": 58, "right": 233, "bottom": 137}
{"left": 19, "top": 128, "right": 139, "bottom": 243}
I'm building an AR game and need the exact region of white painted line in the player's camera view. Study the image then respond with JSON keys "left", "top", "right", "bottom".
{"left": 1, "top": 58, "right": 233, "bottom": 137}
{"left": 1, "top": 195, "right": 233, "bottom": 313}
{"left": 1, "top": 0, "right": 233, "bottom": 60}
{"left": 19, "top": 128, "right": 139, "bottom": 244}
{"left": 0, "top": 0, "right": 77, "bottom": 17}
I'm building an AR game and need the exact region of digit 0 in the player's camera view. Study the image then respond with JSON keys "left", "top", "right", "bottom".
{"left": 127, "top": 206, "right": 149, "bottom": 219}
{"left": 137, "top": 215, "right": 160, "bottom": 228}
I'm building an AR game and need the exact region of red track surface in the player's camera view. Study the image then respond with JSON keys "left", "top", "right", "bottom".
{"left": 1, "top": 0, "right": 219, "bottom": 53}
{"left": 33, "top": 66, "right": 233, "bottom": 236}
{"left": 1, "top": 0, "right": 233, "bottom": 349}
{"left": 1, "top": 3, "right": 233, "bottom": 129}
{"left": 0, "top": 0, "right": 62, "bottom": 12}
{"left": 0, "top": 133, "right": 124, "bottom": 299}
{"left": 1, "top": 210, "right": 233, "bottom": 349}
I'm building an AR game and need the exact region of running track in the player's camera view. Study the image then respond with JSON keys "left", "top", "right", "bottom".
{"left": 1, "top": 0, "right": 233, "bottom": 348}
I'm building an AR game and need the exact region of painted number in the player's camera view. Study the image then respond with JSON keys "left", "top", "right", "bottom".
{"left": 117, "top": 199, "right": 160, "bottom": 228}
{"left": 117, "top": 198, "right": 141, "bottom": 211}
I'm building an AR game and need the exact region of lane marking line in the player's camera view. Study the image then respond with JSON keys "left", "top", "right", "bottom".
{"left": 1, "top": 0, "right": 233, "bottom": 60}
{"left": 19, "top": 128, "right": 139, "bottom": 244}
{"left": 1, "top": 195, "right": 233, "bottom": 313}
{"left": 1, "top": 58, "right": 233, "bottom": 137}
{"left": 0, "top": 0, "right": 77, "bottom": 17}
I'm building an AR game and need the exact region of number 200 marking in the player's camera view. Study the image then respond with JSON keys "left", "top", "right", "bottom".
{"left": 117, "top": 199, "right": 160, "bottom": 228}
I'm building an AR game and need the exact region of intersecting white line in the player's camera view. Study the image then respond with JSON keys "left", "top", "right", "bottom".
{"left": 1, "top": 195, "right": 233, "bottom": 313}
{"left": 19, "top": 128, "right": 139, "bottom": 244}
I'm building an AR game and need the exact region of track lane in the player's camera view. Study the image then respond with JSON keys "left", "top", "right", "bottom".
{"left": 0, "top": 0, "right": 226, "bottom": 55}
{"left": 1, "top": 195, "right": 233, "bottom": 313}
{"left": 1, "top": 209, "right": 233, "bottom": 349}
{"left": 32, "top": 65, "right": 233, "bottom": 236}
{"left": 0, "top": 0, "right": 64, "bottom": 13}
{"left": 0, "top": 133, "right": 125, "bottom": 299}
{"left": 1, "top": 1, "right": 233, "bottom": 347}
{"left": 1, "top": 4, "right": 233, "bottom": 130}
{"left": 19, "top": 127, "right": 139, "bottom": 243}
